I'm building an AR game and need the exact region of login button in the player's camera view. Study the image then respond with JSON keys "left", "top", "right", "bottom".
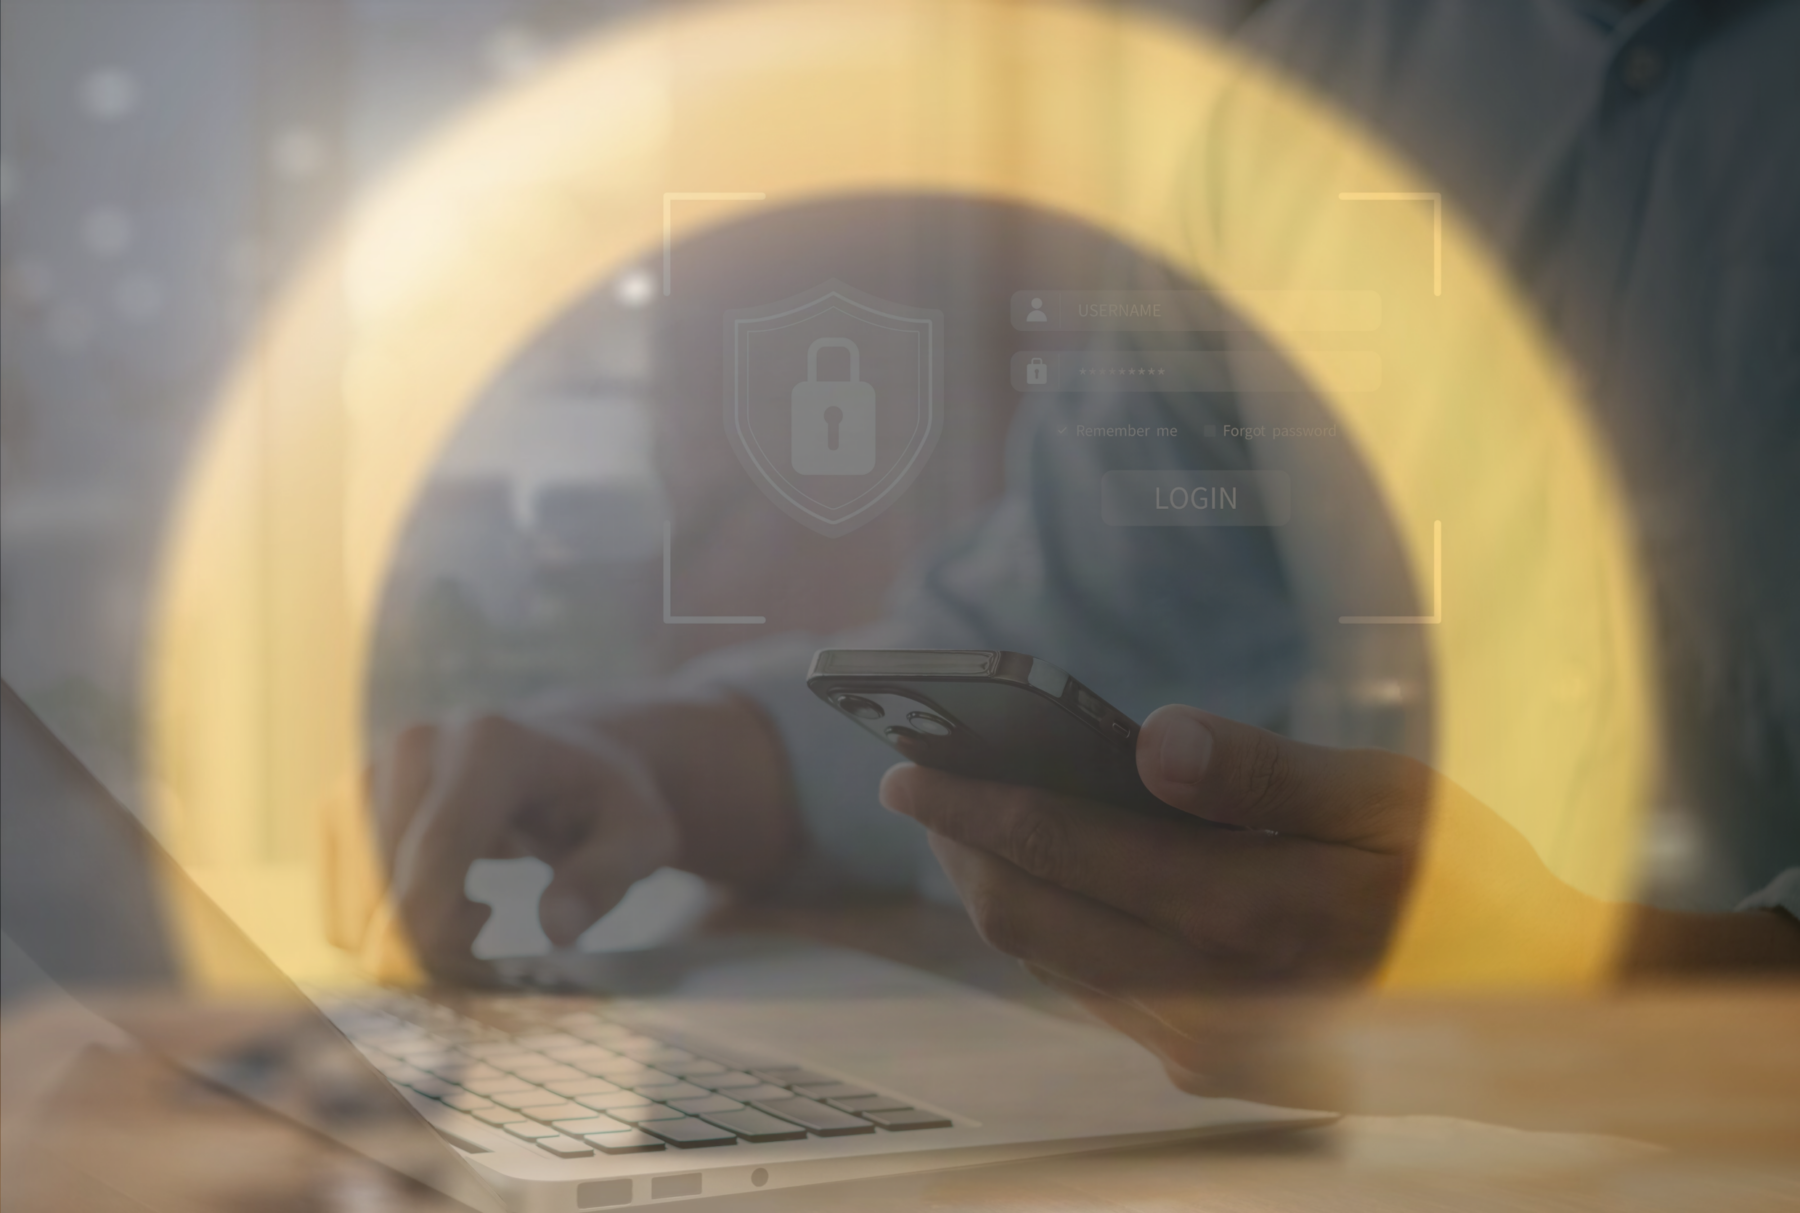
{"left": 1101, "top": 470, "right": 1291, "bottom": 526}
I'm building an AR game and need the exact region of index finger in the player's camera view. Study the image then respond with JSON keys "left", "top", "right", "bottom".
{"left": 880, "top": 763, "right": 1390, "bottom": 971}
{"left": 388, "top": 715, "right": 562, "bottom": 967}
{"left": 1138, "top": 706, "right": 1428, "bottom": 849}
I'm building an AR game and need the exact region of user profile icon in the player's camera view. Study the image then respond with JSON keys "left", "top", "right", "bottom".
{"left": 1025, "top": 297, "right": 1048, "bottom": 323}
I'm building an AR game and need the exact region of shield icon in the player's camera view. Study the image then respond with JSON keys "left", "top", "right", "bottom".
{"left": 724, "top": 280, "right": 944, "bottom": 538}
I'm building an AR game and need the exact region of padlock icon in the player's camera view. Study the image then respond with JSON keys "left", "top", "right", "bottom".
{"left": 792, "top": 337, "right": 877, "bottom": 475}
{"left": 1026, "top": 356, "right": 1048, "bottom": 386}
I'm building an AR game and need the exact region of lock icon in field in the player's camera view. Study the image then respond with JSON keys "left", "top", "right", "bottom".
{"left": 792, "top": 337, "right": 878, "bottom": 475}
{"left": 1026, "top": 356, "right": 1048, "bottom": 386}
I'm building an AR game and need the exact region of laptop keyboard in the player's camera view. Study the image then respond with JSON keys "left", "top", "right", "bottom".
{"left": 327, "top": 993, "right": 952, "bottom": 1160}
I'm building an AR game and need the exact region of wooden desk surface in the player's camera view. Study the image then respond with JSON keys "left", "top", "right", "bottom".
{"left": 704, "top": 901, "right": 1800, "bottom": 1211}
{"left": 5, "top": 900, "right": 1797, "bottom": 1212}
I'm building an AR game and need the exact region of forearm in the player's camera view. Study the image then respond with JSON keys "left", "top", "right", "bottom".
{"left": 585, "top": 692, "right": 802, "bottom": 889}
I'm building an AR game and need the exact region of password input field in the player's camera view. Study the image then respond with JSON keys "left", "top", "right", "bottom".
{"left": 1012, "top": 350, "right": 1382, "bottom": 394}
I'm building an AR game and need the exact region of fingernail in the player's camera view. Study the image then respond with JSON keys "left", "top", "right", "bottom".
{"left": 1157, "top": 712, "right": 1214, "bottom": 788}
{"left": 540, "top": 886, "right": 593, "bottom": 946}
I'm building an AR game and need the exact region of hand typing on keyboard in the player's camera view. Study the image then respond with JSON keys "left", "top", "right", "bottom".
{"left": 352, "top": 691, "right": 801, "bottom": 979}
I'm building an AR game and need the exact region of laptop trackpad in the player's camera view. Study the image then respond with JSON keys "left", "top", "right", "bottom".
{"left": 500, "top": 936, "right": 1286, "bottom": 1134}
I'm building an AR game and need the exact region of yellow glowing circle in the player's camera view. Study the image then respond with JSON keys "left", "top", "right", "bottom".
{"left": 148, "top": 0, "right": 1651, "bottom": 989}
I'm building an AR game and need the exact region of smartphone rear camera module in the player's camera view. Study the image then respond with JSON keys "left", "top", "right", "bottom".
{"left": 835, "top": 694, "right": 885, "bottom": 720}
{"left": 906, "top": 711, "right": 955, "bottom": 737}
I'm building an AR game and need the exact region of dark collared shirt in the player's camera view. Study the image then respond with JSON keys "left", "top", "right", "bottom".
{"left": 717, "top": 0, "right": 1799, "bottom": 908}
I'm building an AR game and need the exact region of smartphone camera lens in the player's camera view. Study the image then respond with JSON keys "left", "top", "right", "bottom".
{"left": 835, "top": 694, "right": 884, "bottom": 720}
{"left": 906, "top": 711, "right": 954, "bottom": 737}
{"left": 884, "top": 726, "right": 920, "bottom": 744}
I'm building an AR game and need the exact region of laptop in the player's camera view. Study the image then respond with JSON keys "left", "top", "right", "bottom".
{"left": 0, "top": 679, "right": 1329, "bottom": 1209}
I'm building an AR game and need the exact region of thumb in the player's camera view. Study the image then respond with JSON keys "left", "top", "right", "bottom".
{"left": 1137, "top": 704, "right": 1426, "bottom": 850}
{"left": 538, "top": 879, "right": 603, "bottom": 949}
{"left": 535, "top": 807, "right": 679, "bottom": 948}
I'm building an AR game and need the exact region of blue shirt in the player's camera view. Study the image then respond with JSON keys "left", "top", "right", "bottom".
{"left": 694, "top": 0, "right": 1800, "bottom": 910}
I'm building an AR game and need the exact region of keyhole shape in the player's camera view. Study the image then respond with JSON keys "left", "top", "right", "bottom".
{"left": 824, "top": 405, "right": 844, "bottom": 451}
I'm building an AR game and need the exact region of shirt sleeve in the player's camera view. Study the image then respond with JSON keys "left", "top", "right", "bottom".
{"left": 1736, "top": 867, "right": 1800, "bottom": 922}
{"left": 677, "top": 388, "right": 1309, "bottom": 897}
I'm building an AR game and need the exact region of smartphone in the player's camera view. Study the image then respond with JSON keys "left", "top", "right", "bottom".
{"left": 807, "top": 648, "right": 1189, "bottom": 821}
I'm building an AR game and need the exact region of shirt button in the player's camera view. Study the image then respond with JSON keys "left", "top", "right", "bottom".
{"left": 1620, "top": 44, "right": 1666, "bottom": 93}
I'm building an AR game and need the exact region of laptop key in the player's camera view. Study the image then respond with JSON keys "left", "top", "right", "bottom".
{"left": 432, "top": 1026, "right": 493, "bottom": 1045}
{"left": 535, "top": 1135, "right": 595, "bottom": 1159}
{"left": 751, "top": 1096, "right": 877, "bottom": 1137}
{"left": 588, "top": 1130, "right": 667, "bottom": 1155}
{"left": 864, "top": 1108, "right": 953, "bottom": 1131}
{"left": 546, "top": 1076, "right": 621, "bottom": 1097}
{"left": 410, "top": 1053, "right": 463, "bottom": 1077}
{"left": 698, "top": 1109, "right": 808, "bottom": 1143}
{"left": 473, "top": 1106, "right": 526, "bottom": 1126}
{"left": 750, "top": 1067, "right": 836, "bottom": 1087}
{"left": 604, "top": 1102, "right": 688, "bottom": 1124}
{"left": 577, "top": 1056, "right": 663, "bottom": 1080}
{"left": 727, "top": 1083, "right": 798, "bottom": 1103}
{"left": 629, "top": 1080, "right": 710, "bottom": 1102}
{"left": 542, "top": 1044, "right": 617, "bottom": 1064}
{"left": 608, "top": 1068, "right": 674, "bottom": 1089}
{"left": 550, "top": 1115, "right": 635, "bottom": 1136}
{"left": 430, "top": 1062, "right": 506, "bottom": 1083}
{"left": 792, "top": 1082, "right": 874, "bottom": 1102}
{"left": 615, "top": 1044, "right": 696, "bottom": 1066}
{"left": 576, "top": 1090, "right": 659, "bottom": 1112}
{"left": 491, "top": 1087, "right": 555, "bottom": 1110}
{"left": 518, "top": 1101, "right": 591, "bottom": 1123}
{"left": 642, "top": 1117, "right": 738, "bottom": 1148}
{"left": 666, "top": 1094, "right": 744, "bottom": 1116}
{"left": 601, "top": 1033, "right": 662, "bottom": 1052}
{"left": 658, "top": 1059, "right": 727, "bottom": 1077}
{"left": 407, "top": 1050, "right": 468, "bottom": 1073}
{"left": 358, "top": 1028, "right": 423, "bottom": 1048}
{"left": 439, "top": 1090, "right": 495, "bottom": 1112}
{"left": 504, "top": 1121, "right": 566, "bottom": 1140}
{"left": 513, "top": 1064, "right": 587, "bottom": 1083}
{"left": 464, "top": 1076, "right": 538, "bottom": 1096}
{"left": 827, "top": 1093, "right": 913, "bottom": 1115}
{"left": 696, "top": 1070, "right": 762, "bottom": 1091}
{"left": 515, "top": 1033, "right": 585, "bottom": 1051}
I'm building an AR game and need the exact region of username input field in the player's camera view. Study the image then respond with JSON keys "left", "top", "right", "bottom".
{"left": 1012, "top": 290, "right": 1380, "bottom": 331}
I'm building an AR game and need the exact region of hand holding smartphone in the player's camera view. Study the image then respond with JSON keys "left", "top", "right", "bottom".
{"left": 808, "top": 649, "right": 1196, "bottom": 822}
